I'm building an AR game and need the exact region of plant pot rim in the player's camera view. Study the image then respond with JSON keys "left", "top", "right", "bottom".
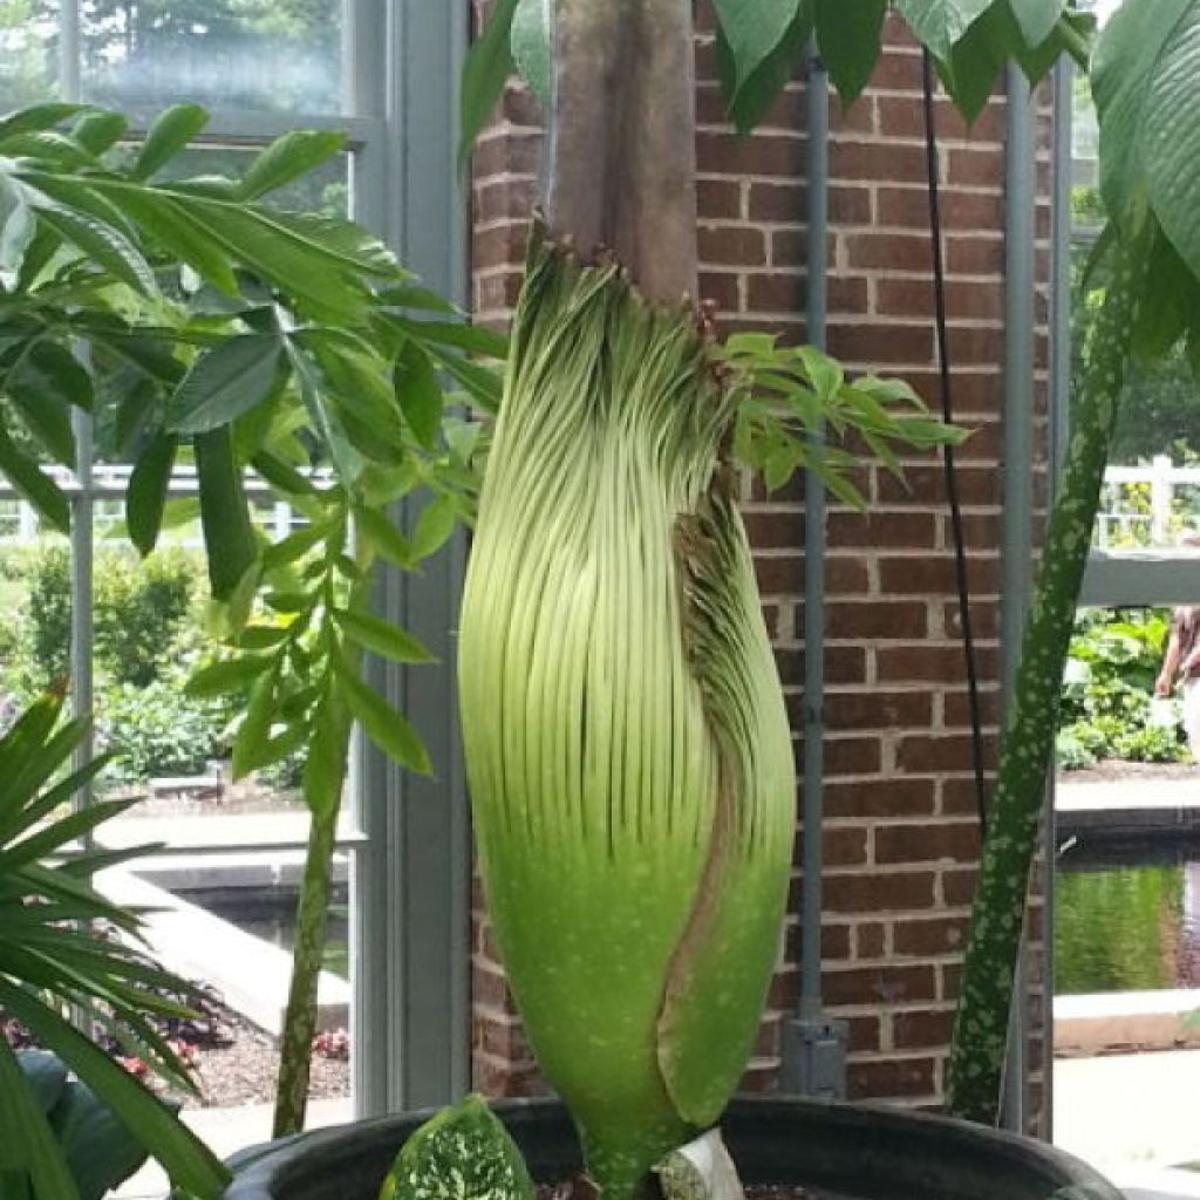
{"left": 225, "top": 1094, "right": 1121, "bottom": 1200}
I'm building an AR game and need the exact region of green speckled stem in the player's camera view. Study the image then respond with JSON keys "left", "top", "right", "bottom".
{"left": 272, "top": 800, "right": 339, "bottom": 1138}
{"left": 946, "top": 242, "right": 1144, "bottom": 1124}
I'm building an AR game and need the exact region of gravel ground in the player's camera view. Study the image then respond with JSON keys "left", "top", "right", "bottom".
{"left": 182, "top": 1009, "right": 349, "bottom": 1110}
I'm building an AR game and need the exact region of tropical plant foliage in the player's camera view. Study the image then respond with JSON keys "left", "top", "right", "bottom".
{"left": 0, "top": 690, "right": 227, "bottom": 1200}
{"left": 0, "top": 98, "right": 499, "bottom": 1134}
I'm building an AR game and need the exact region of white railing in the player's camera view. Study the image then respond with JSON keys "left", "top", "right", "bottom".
{"left": 1096, "top": 456, "right": 1200, "bottom": 549}
{"left": 0, "top": 464, "right": 329, "bottom": 547}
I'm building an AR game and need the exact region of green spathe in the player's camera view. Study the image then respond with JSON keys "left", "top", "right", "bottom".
{"left": 459, "top": 229, "right": 795, "bottom": 1197}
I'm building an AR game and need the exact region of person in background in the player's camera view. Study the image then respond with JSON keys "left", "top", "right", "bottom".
{"left": 1155, "top": 533, "right": 1200, "bottom": 758}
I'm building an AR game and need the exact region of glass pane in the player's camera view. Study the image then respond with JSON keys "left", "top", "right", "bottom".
{"left": 80, "top": 0, "right": 344, "bottom": 115}
{"left": 102, "top": 848, "right": 352, "bottom": 1198}
{"left": 0, "top": 0, "right": 59, "bottom": 111}
{"left": 1053, "top": 603, "right": 1200, "bottom": 1175}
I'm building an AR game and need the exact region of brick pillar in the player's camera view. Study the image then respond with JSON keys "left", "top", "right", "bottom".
{"left": 469, "top": 3, "right": 1052, "bottom": 1115}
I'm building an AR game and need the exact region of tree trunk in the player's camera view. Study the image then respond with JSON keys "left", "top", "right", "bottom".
{"left": 546, "top": 0, "right": 698, "bottom": 305}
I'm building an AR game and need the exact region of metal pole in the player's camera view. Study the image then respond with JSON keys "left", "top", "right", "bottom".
{"left": 781, "top": 45, "right": 847, "bottom": 1099}
{"left": 1000, "top": 59, "right": 1037, "bottom": 1134}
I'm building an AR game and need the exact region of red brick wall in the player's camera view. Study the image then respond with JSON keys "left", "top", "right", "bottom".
{"left": 469, "top": 4, "right": 1051, "bottom": 1117}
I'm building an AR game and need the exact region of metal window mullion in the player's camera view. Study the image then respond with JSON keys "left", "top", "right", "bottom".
{"left": 59, "top": 0, "right": 81, "bottom": 102}
{"left": 69, "top": 409, "right": 96, "bottom": 829}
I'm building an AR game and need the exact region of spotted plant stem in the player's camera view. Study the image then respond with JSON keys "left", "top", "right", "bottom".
{"left": 945, "top": 241, "right": 1143, "bottom": 1124}
{"left": 272, "top": 799, "right": 340, "bottom": 1138}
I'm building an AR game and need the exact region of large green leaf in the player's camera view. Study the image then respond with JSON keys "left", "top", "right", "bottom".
{"left": 238, "top": 130, "right": 347, "bottom": 201}
{"left": 815, "top": 0, "right": 887, "bottom": 104}
{"left": 132, "top": 104, "right": 209, "bottom": 179}
{"left": 717, "top": 5, "right": 811, "bottom": 134}
{"left": 0, "top": 984, "right": 228, "bottom": 1199}
{"left": 460, "top": 0, "right": 521, "bottom": 163}
{"left": 50, "top": 1079, "right": 149, "bottom": 1200}
{"left": 168, "top": 334, "right": 283, "bottom": 434}
{"left": 0, "top": 1037, "right": 81, "bottom": 1200}
{"left": 714, "top": 0, "right": 806, "bottom": 99}
{"left": 895, "top": 0, "right": 994, "bottom": 61}
{"left": 1101, "top": 2, "right": 1200, "bottom": 282}
{"left": 1008, "top": 0, "right": 1065, "bottom": 48}
{"left": 22, "top": 186, "right": 157, "bottom": 296}
{"left": 333, "top": 608, "right": 434, "bottom": 664}
{"left": 0, "top": 104, "right": 88, "bottom": 143}
{"left": 0, "top": 420, "right": 69, "bottom": 532}
{"left": 195, "top": 426, "right": 259, "bottom": 600}
{"left": 126, "top": 432, "right": 179, "bottom": 556}
{"left": 1092, "top": 0, "right": 1189, "bottom": 232}
{"left": 395, "top": 341, "right": 443, "bottom": 450}
{"left": 5, "top": 344, "right": 84, "bottom": 465}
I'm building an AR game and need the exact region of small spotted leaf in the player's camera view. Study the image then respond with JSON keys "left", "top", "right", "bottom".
{"left": 379, "top": 1095, "right": 534, "bottom": 1200}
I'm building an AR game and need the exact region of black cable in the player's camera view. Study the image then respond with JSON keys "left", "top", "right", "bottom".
{"left": 922, "top": 49, "right": 989, "bottom": 838}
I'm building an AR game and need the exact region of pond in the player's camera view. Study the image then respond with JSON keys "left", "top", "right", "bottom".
{"left": 1056, "top": 835, "right": 1200, "bottom": 994}
{"left": 184, "top": 887, "right": 351, "bottom": 980}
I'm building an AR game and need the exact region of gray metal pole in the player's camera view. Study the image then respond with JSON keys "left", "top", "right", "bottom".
{"left": 1000, "top": 59, "right": 1037, "bottom": 1135}
{"left": 781, "top": 46, "right": 847, "bottom": 1100}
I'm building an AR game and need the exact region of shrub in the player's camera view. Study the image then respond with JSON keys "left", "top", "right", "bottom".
{"left": 98, "top": 676, "right": 233, "bottom": 785}
{"left": 1056, "top": 607, "right": 1189, "bottom": 768}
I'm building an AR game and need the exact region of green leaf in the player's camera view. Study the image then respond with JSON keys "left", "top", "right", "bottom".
{"left": 126, "top": 432, "right": 178, "bottom": 557}
{"left": 103, "top": 187, "right": 240, "bottom": 295}
{"left": 938, "top": 4, "right": 1009, "bottom": 124}
{"left": 133, "top": 104, "right": 210, "bottom": 179}
{"left": 195, "top": 426, "right": 259, "bottom": 600}
{"left": 302, "top": 691, "right": 351, "bottom": 817}
{"left": 168, "top": 334, "right": 283, "bottom": 434}
{"left": 460, "top": 0, "right": 521, "bottom": 164}
{"left": 410, "top": 494, "right": 459, "bottom": 563}
{"left": 50, "top": 1079, "right": 149, "bottom": 1200}
{"left": 334, "top": 609, "right": 435, "bottom": 664}
{"left": 335, "top": 656, "right": 432, "bottom": 774}
{"left": 238, "top": 130, "right": 347, "bottom": 201}
{"left": 70, "top": 110, "right": 128, "bottom": 155}
{"left": 797, "top": 345, "right": 844, "bottom": 400}
{"left": 0, "top": 104, "right": 88, "bottom": 142}
{"left": 16, "top": 1052, "right": 67, "bottom": 1114}
{"left": 25, "top": 191, "right": 157, "bottom": 296}
{"left": 186, "top": 656, "right": 273, "bottom": 698}
{"left": 815, "top": 0, "right": 887, "bottom": 103}
{"left": 512, "top": 0, "right": 553, "bottom": 105}
{"left": 1092, "top": 0, "right": 1189, "bottom": 235}
{"left": 0, "top": 1038, "right": 81, "bottom": 1200}
{"left": 233, "top": 668, "right": 280, "bottom": 778}
{"left": 0, "top": 420, "right": 69, "bottom": 533}
{"left": 896, "top": 0, "right": 994, "bottom": 60}
{"left": 717, "top": 5, "right": 811, "bottom": 134}
{"left": 1008, "top": 0, "right": 1066, "bottom": 49}
{"left": 381, "top": 1095, "right": 533, "bottom": 1200}
{"left": 354, "top": 505, "right": 414, "bottom": 569}
{"left": 395, "top": 341, "right": 443, "bottom": 449}
{"left": 715, "top": 0, "right": 805, "bottom": 99}
{"left": 0, "top": 175, "right": 36, "bottom": 275}
{"left": 379, "top": 283, "right": 460, "bottom": 315}
{"left": 5, "top": 349, "right": 81, "bottom": 467}
{"left": 393, "top": 317, "right": 509, "bottom": 359}
{"left": 1116, "top": 3, "right": 1200, "bottom": 284}
{"left": 0, "top": 984, "right": 229, "bottom": 1200}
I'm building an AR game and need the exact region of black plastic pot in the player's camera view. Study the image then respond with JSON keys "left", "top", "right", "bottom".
{"left": 224, "top": 1096, "right": 1121, "bottom": 1200}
